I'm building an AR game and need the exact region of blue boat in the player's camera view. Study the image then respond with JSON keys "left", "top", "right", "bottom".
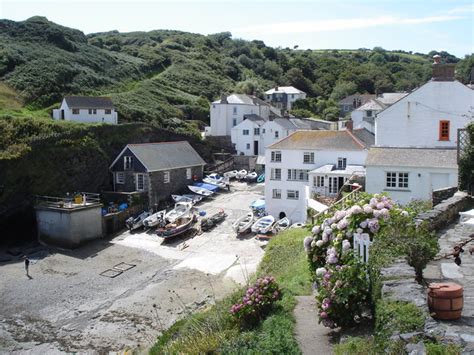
{"left": 257, "top": 173, "right": 265, "bottom": 183}
{"left": 250, "top": 198, "right": 265, "bottom": 210}
{"left": 193, "top": 182, "right": 220, "bottom": 193}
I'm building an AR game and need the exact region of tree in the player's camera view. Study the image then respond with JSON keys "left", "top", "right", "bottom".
{"left": 330, "top": 81, "right": 358, "bottom": 101}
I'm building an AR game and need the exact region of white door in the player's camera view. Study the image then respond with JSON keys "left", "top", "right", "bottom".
{"left": 329, "top": 177, "right": 338, "bottom": 195}
{"left": 430, "top": 173, "right": 450, "bottom": 192}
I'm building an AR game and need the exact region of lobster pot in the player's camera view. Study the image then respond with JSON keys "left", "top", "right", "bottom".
{"left": 427, "top": 283, "right": 463, "bottom": 320}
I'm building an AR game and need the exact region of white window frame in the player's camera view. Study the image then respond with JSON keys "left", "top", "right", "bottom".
{"left": 243, "top": 129, "right": 249, "bottom": 136}
{"left": 275, "top": 131, "right": 279, "bottom": 139}
{"left": 270, "top": 168, "right": 281, "bottom": 180}
{"left": 272, "top": 189, "right": 282, "bottom": 199}
{"left": 385, "top": 172, "right": 409, "bottom": 189}
{"left": 116, "top": 172, "right": 125, "bottom": 184}
{"left": 105, "top": 109, "right": 112, "bottom": 114}
{"left": 246, "top": 143, "right": 251, "bottom": 150}
{"left": 254, "top": 128, "right": 260, "bottom": 135}
{"left": 164, "top": 171, "right": 170, "bottom": 184}
{"left": 337, "top": 157, "right": 347, "bottom": 170}
{"left": 303, "top": 152, "right": 314, "bottom": 164}
{"left": 124, "top": 156, "right": 133, "bottom": 170}
{"left": 72, "top": 108, "right": 79, "bottom": 115}
{"left": 136, "top": 173, "right": 145, "bottom": 191}
{"left": 287, "top": 169, "right": 309, "bottom": 181}
{"left": 287, "top": 190, "right": 299, "bottom": 200}
{"left": 186, "top": 168, "right": 192, "bottom": 180}
{"left": 313, "top": 176, "right": 324, "bottom": 187}
{"left": 271, "top": 151, "right": 282, "bottom": 162}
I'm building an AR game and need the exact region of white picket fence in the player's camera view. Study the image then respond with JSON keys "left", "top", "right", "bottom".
{"left": 353, "top": 234, "right": 372, "bottom": 263}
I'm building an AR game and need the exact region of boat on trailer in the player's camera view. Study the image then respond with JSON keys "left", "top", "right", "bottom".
{"left": 156, "top": 215, "right": 196, "bottom": 239}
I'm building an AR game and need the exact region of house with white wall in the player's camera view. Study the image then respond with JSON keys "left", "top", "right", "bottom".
{"left": 52, "top": 96, "right": 118, "bottom": 124}
{"left": 265, "top": 129, "right": 374, "bottom": 223}
{"left": 208, "top": 94, "right": 280, "bottom": 136}
{"left": 264, "top": 86, "right": 306, "bottom": 111}
{"left": 366, "top": 58, "right": 474, "bottom": 204}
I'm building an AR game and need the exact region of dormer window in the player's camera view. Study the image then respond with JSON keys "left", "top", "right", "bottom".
{"left": 366, "top": 110, "right": 372, "bottom": 117}
{"left": 439, "top": 120, "right": 450, "bottom": 141}
{"left": 124, "top": 156, "right": 133, "bottom": 170}
{"left": 337, "top": 157, "right": 347, "bottom": 170}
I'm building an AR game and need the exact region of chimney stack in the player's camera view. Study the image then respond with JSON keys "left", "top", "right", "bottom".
{"left": 221, "top": 94, "right": 228, "bottom": 104}
{"left": 346, "top": 119, "right": 353, "bottom": 132}
{"left": 432, "top": 55, "right": 455, "bottom": 81}
{"left": 275, "top": 86, "right": 279, "bottom": 91}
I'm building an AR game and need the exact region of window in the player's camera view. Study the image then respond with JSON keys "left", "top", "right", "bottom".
{"left": 287, "top": 190, "right": 299, "bottom": 200}
{"left": 72, "top": 108, "right": 79, "bottom": 115}
{"left": 186, "top": 168, "right": 192, "bottom": 179}
{"left": 366, "top": 110, "right": 372, "bottom": 117}
{"left": 267, "top": 95, "right": 271, "bottom": 100}
{"left": 233, "top": 106, "right": 237, "bottom": 115}
{"left": 272, "top": 189, "right": 282, "bottom": 199}
{"left": 275, "top": 131, "right": 279, "bottom": 139}
{"left": 439, "top": 120, "right": 450, "bottom": 141}
{"left": 344, "top": 105, "right": 350, "bottom": 112}
{"left": 271, "top": 151, "right": 281, "bottom": 162}
{"left": 246, "top": 143, "right": 250, "bottom": 150}
{"left": 270, "top": 168, "right": 281, "bottom": 180}
{"left": 116, "top": 172, "right": 125, "bottom": 184}
{"left": 124, "top": 156, "right": 133, "bottom": 170}
{"left": 233, "top": 118, "right": 237, "bottom": 127}
{"left": 337, "top": 157, "right": 347, "bottom": 170}
{"left": 303, "top": 152, "right": 314, "bottom": 164}
{"left": 164, "top": 171, "right": 170, "bottom": 183}
{"left": 88, "top": 109, "right": 97, "bottom": 115}
{"left": 262, "top": 129, "right": 266, "bottom": 134}
{"left": 287, "top": 169, "right": 309, "bottom": 181}
{"left": 243, "top": 129, "right": 249, "bottom": 135}
{"left": 136, "top": 173, "right": 145, "bottom": 191}
{"left": 291, "top": 94, "right": 295, "bottom": 99}
{"left": 386, "top": 172, "right": 409, "bottom": 189}
{"left": 254, "top": 128, "right": 260, "bottom": 135}
{"left": 212, "top": 104, "right": 216, "bottom": 109}
{"left": 313, "top": 176, "right": 324, "bottom": 187}
{"left": 105, "top": 109, "right": 112, "bottom": 114}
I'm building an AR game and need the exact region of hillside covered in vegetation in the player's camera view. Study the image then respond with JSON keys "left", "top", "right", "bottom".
{"left": 2, "top": 16, "right": 473, "bottom": 127}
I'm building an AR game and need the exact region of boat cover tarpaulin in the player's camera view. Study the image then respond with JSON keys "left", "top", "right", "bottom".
{"left": 250, "top": 199, "right": 265, "bottom": 210}
{"left": 193, "top": 182, "right": 219, "bottom": 192}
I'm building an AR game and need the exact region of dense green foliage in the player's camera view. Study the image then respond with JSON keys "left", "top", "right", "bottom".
{"left": 459, "top": 122, "right": 474, "bottom": 193}
{"left": 150, "top": 228, "right": 311, "bottom": 354}
{"left": 2, "top": 17, "right": 471, "bottom": 130}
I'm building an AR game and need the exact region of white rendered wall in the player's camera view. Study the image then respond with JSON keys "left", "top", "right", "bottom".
{"left": 52, "top": 100, "right": 118, "bottom": 124}
{"left": 210, "top": 103, "right": 270, "bottom": 136}
{"left": 231, "top": 120, "right": 264, "bottom": 156}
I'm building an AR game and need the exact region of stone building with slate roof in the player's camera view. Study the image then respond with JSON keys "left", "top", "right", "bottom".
{"left": 109, "top": 141, "right": 206, "bottom": 207}
{"left": 52, "top": 96, "right": 118, "bottom": 124}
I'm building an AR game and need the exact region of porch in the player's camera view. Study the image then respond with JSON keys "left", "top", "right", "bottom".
{"left": 309, "top": 164, "right": 366, "bottom": 197}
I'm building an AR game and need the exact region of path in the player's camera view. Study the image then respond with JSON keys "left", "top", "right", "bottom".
{"left": 294, "top": 296, "right": 333, "bottom": 355}
{"left": 424, "top": 220, "right": 474, "bottom": 352}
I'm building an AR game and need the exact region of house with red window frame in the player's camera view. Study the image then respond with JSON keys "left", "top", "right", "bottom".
{"left": 365, "top": 56, "right": 474, "bottom": 204}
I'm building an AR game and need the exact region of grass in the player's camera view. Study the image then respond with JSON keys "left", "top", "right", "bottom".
{"left": 149, "top": 228, "right": 312, "bottom": 354}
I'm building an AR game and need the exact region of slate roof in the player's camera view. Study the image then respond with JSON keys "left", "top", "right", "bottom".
{"left": 352, "top": 128, "right": 375, "bottom": 147}
{"left": 366, "top": 147, "right": 458, "bottom": 168}
{"left": 114, "top": 141, "right": 206, "bottom": 172}
{"left": 265, "top": 86, "right": 305, "bottom": 95}
{"left": 244, "top": 114, "right": 266, "bottom": 123}
{"left": 268, "top": 129, "right": 373, "bottom": 151}
{"left": 339, "top": 94, "right": 375, "bottom": 106}
{"left": 375, "top": 92, "right": 408, "bottom": 105}
{"left": 356, "top": 99, "right": 385, "bottom": 111}
{"left": 64, "top": 96, "right": 114, "bottom": 109}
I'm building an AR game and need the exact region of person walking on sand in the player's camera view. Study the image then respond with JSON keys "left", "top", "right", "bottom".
{"left": 24, "top": 257, "right": 30, "bottom": 277}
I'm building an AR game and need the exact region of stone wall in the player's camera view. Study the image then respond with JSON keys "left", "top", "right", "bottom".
{"left": 432, "top": 186, "right": 458, "bottom": 206}
{"left": 233, "top": 155, "right": 257, "bottom": 172}
{"left": 416, "top": 191, "right": 473, "bottom": 231}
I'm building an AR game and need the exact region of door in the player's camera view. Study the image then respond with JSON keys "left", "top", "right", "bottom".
{"left": 60, "top": 110, "right": 65, "bottom": 120}
{"left": 254, "top": 140, "right": 259, "bottom": 155}
{"left": 329, "top": 177, "right": 338, "bottom": 195}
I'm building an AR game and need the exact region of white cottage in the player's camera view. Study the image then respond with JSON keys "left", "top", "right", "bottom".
{"left": 52, "top": 96, "right": 118, "bottom": 124}
{"left": 265, "top": 129, "right": 374, "bottom": 223}
{"left": 264, "top": 86, "right": 307, "bottom": 111}
{"left": 366, "top": 59, "right": 474, "bottom": 204}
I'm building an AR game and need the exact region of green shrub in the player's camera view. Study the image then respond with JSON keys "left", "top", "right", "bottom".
{"left": 334, "top": 337, "right": 376, "bottom": 355}
{"left": 425, "top": 342, "right": 462, "bottom": 355}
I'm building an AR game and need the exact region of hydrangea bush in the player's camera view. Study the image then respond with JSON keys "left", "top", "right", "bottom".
{"left": 230, "top": 276, "right": 281, "bottom": 327}
{"left": 304, "top": 193, "right": 409, "bottom": 328}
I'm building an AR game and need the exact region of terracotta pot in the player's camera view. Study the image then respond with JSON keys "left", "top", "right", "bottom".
{"left": 427, "top": 283, "right": 463, "bottom": 320}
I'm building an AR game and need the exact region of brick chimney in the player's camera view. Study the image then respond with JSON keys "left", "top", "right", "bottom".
{"left": 432, "top": 55, "right": 455, "bottom": 81}
{"left": 346, "top": 119, "right": 353, "bottom": 132}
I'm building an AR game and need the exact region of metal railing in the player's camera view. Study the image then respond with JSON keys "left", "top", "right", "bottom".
{"left": 311, "top": 185, "right": 363, "bottom": 224}
{"left": 35, "top": 192, "right": 101, "bottom": 209}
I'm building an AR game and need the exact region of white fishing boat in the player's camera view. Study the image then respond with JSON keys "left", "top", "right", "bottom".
{"left": 202, "top": 177, "right": 227, "bottom": 189}
{"left": 172, "top": 194, "right": 203, "bottom": 204}
{"left": 245, "top": 171, "right": 258, "bottom": 182}
{"left": 251, "top": 215, "right": 275, "bottom": 234}
{"left": 275, "top": 217, "right": 291, "bottom": 231}
{"left": 224, "top": 170, "right": 238, "bottom": 179}
{"left": 188, "top": 185, "right": 214, "bottom": 196}
{"left": 165, "top": 201, "right": 193, "bottom": 223}
{"left": 126, "top": 210, "right": 152, "bottom": 231}
{"left": 232, "top": 211, "right": 254, "bottom": 234}
{"left": 236, "top": 169, "right": 248, "bottom": 180}
{"left": 143, "top": 209, "right": 166, "bottom": 228}
{"left": 206, "top": 173, "right": 224, "bottom": 183}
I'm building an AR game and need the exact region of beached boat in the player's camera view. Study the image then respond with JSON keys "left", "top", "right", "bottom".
{"left": 275, "top": 217, "right": 291, "bottom": 231}
{"left": 289, "top": 222, "right": 306, "bottom": 229}
{"left": 156, "top": 215, "right": 196, "bottom": 239}
{"left": 232, "top": 211, "right": 254, "bottom": 234}
{"left": 251, "top": 215, "right": 275, "bottom": 234}
{"left": 202, "top": 177, "right": 227, "bottom": 189}
{"left": 245, "top": 171, "right": 258, "bottom": 182}
{"left": 143, "top": 209, "right": 166, "bottom": 228}
{"left": 188, "top": 185, "right": 214, "bottom": 196}
{"left": 257, "top": 173, "right": 265, "bottom": 183}
{"left": 165, "top": 201, "right": 193, "bottom": 223}
{"left": 236, "top": 169, "right": 248, "bottom": 180}
{"left": 205, "top": 173, "right": 224, "bottom": 183}
{"left": 200, "top": 209, "right": 227, "bottom": 232}
{"left": 172, "top": 194, "right": 203, "bottom": 204}
{"left": 224, "top": 170, "right": 238, "bottom": 179}
{"left": 126, "top": 210, "right": 152, "bottom": 231}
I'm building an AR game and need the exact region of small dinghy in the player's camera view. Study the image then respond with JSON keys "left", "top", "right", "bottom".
{"left": 202, "top": 177, "right": 227, "bottom": 189}
{"left": 206, "top": 173, "right": 224, "bottom": 183}
{"left": 188, "top": 185, "right": 214, "bottom": 196}
{"left": 172, "top": 194, "right": 203, "bottom": 204}
{"left": 245, "top": 171, "right": 258, "bottom": 182}
{"left": 251, "top": 215, "right": 275, "bottom": 234}
{"left": 200, "top": 209, "right": 227, "bottom": 232}
{"left": 165, "top": 201, "right": 193, "bottom": 223}
{"left": 275, "top": 217, "right": 291, "bottom": 231}
{"left": 126, "top": 210, "right": 152, "bottom": 231}
{"left": 143, "top": 209, "right": 166, "bottom": 228}
{"left": 290, "top": 222, "right": 306, "bottom": 229}
{"left": 236, "top": 169, "right": 248, "bottom": 180}
{"left": 224, "top": 170, "right": 238, "bottom": 179}
{"left": 257, "top": 173, "right": 265, "bottom": 183}
{"left": 233, "top": 211, "right": 254, "bottom": 234}
{"left": 156, "top": 215, "right": 196, "bottom": 239}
